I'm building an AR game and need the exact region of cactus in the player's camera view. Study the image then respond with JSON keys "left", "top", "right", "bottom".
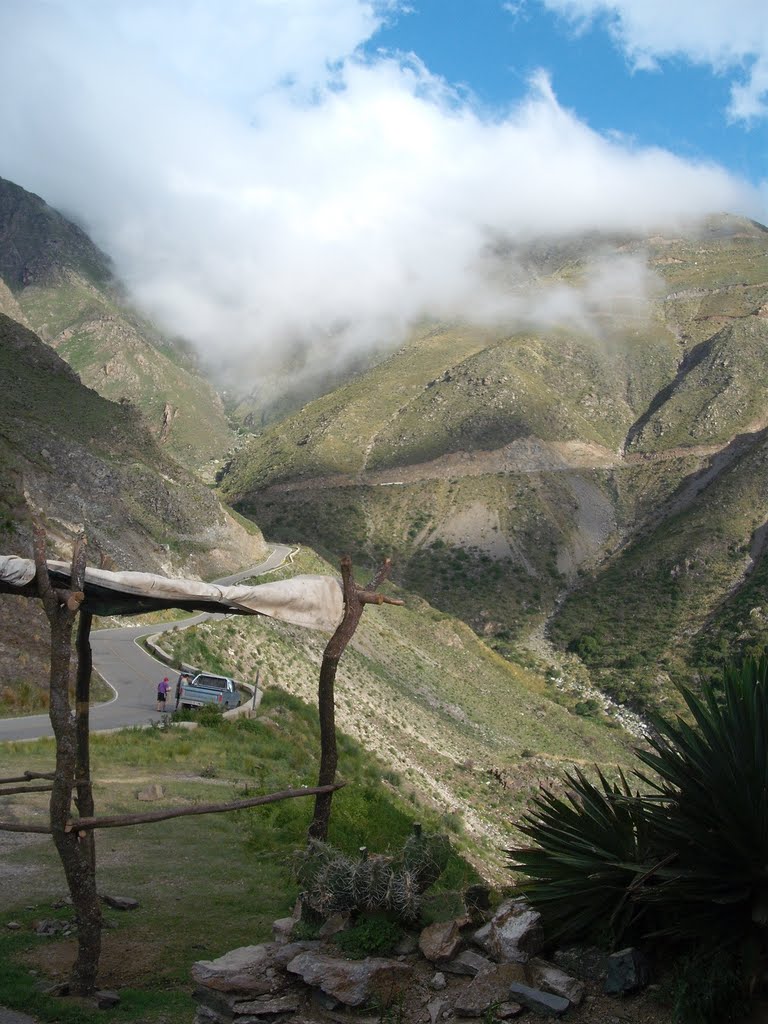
{"left": 294, "top": 826, "right": 450, "bottom": 923}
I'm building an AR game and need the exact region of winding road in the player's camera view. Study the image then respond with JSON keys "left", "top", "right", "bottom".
{"left": 0, "top": 544, "right": 293, "bottom": 743}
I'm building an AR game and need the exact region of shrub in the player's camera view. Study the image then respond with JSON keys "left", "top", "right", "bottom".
{"left": 333, "top": 916, "right": 404, "bottom": 959}
{"left": 194, "top": 704, "right": 226, "bottom": 728}
{"left": 510, "top": 656, "right": 768, "bottom": 1023}
{"left": 513, "top": 767, "right": 653, "bottom": 948}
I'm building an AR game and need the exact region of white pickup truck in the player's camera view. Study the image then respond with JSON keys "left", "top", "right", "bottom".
{"left": 177, "top": 672, "right": 241, "bottom": 711}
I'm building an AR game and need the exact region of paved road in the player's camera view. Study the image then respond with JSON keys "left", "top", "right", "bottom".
{"left": 0, "top": 545, "right": 293, "bottom": 743}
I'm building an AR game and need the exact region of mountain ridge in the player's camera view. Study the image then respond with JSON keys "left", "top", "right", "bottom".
{"left": 222, "top": 214, "right": 768, "bottom": 708}
{"left": 0, "top": 177, "right": 234, "bottom": 469}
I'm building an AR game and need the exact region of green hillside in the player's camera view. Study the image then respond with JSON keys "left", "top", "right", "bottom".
{"left": 0, "top": 177, "right": 233, "bottom": 468}
{"left": 0, "top": 312, "right": 265, "bottom": 698}
{"left": 221, "top": 216, "right": 768, "bottom": 708}
{"left": 156, "top": 547, "right": 635, "bottom": 878}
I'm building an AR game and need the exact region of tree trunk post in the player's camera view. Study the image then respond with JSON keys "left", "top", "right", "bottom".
{"left": 33, "top": 526, "right": 102, "bottom": 996}
{"left": 308, "top": 557, "right": 402, "bottom": 842}
{"left": 75, "top": 609, "right": 96, "bottom": 875}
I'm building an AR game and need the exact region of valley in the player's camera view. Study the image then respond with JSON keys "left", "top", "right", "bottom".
{"left": 1, "top": 179, "right": 767, "bottom": 1014}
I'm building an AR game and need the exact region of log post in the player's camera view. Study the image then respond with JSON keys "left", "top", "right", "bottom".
{"left": 75, "top": 609, "right": 95, "bottom": 875}
{"left": 308, "top": 557, "right": 402, "bottom": 842}
{"left": 33, "top": 526, "right": 102, "bottom": 996}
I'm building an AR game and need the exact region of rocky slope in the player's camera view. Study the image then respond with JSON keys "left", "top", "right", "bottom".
{"left": 0, "top": 312, "right": 266, "bottom": 697}
{"left": 0, "top": 177, "right": 234, "bottom": 469}
{"left": 221, "top": 216, "right": 768, "bottom": 708}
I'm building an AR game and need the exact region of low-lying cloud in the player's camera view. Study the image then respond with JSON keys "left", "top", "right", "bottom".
{"left": 0, "top": 0, "right": 763, "bottom": 392}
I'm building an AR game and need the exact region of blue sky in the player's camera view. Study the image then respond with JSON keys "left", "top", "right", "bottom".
{"left": 370, "top": 0, "right": 766, "bottom": 184}
{"left": 0, "top": 0, "right": 765, "bottom": 377}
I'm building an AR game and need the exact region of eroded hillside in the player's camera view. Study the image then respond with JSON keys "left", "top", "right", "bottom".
{"left": 221, "top": 216, "right": 768, "bottom": 708}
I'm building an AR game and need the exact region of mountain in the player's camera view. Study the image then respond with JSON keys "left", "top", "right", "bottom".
{"left": 221, "top": 215, "right": 768, "bottom": 710}
{"left": 0, "top": 311, "right": 266, "bottom": 696}
{"left": 0, "top": 177, "right": 234, "bottom": 469}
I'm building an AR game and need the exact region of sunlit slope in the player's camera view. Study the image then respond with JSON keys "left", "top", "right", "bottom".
{"left": 222, "top": 217, "right": 768, "bottom": 703}
{"left": 158, "top": 548, "right": 635, "bottom": 877}
{"left": 551, "top": 424, "right": 768, "bottom": 707}
{"left": 0, "top": 177, "right": 233, "bottom": 468}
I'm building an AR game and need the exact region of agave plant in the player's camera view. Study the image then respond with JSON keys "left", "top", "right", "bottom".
{"left": 511, "top": 657, "right": 768, "bottom": 1019}
{"left": 634, "top": 658, "right": 768, "bottom": 948}
{"left": 513, "top": 767, "right": 655, "bottom": 946}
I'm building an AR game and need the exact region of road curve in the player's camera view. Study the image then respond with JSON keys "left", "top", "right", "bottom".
{"left": 0, "top": 544, "right": 294, "bottom": 743}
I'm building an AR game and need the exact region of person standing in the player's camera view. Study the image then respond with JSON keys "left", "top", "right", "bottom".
{"left": 156, "top": 676, "right": 170, "bottom": 712}
{"left": 175, "top": 673, "right": 190, "bottom": 711}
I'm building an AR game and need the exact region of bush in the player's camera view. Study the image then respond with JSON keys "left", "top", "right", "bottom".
{"left": 333, "top": 916, "right": 404, "bottom": 959}
{"left": 193, "top": 704, "right": 226, "bottom": 728}
{"left": 510, "top": 656, "right": 768, "bottom": 1022}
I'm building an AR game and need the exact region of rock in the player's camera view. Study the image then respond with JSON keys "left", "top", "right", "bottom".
{"left": 419, "top": 919, "right": 464, "bottom": 963}
{"left": 528, "top": 958, "right": 585, "bottom": 1005}
{"left": 95, "top": 990, "right": 121, "bottom": 1009}
{"left": 269, "top": 940, "right": 321, "bottom": 969}
{"left": 5, "top": 921, "right": 21, "bottom": 930}
{"left": 496, "top": 1002, "right": 524, "bottom": 1019}
{"left": 509, "top": 982, "right": 570, "bottom": 1016}
{"left": 192, "top": 944, "right": 276, "bottom": 996}
{"left": 100, "top": 895, "right": 139, "bottom": 911}
{"left": 41, "top": 981, "right": 69, "bottom": 996}
{"left": 286, "top": 951, "right": 412, "bottom": 1007}
{"left": 271, "top": 917, "right": 295, "bottom": 945}
{"left": 194, "top": 1007, "right": 222, "bottom": 1024}
{"left": 443, "top": 949, "right": 492, "bottom": 977}
{"left": 136, "top": 783, "right": 164, "bottom": 801}
{"left": 34, "top": 920, "right": 61, "bottom": 936}
{"left": 317, "top": 912, "right": 350, "bottom": 938}
{"left": 552, "top": 945, "right": 607, "bottom": 982}
{"left": 429, "top": 972, "right": 447, "bottom": 991}
{"left": 482, "top": 899, "right": 544, "bottom": 964}
{"left": 428, "top": 996, "right": 446, "bottom": 1024}
{"left": 232, "top": 994, "right": 301, "bottom": 1016}
{"left": 604, "top": 947, "right": 649, "bottom": 995}
{"left": 454, "top": 964, "right": 527, "bottom": 1017}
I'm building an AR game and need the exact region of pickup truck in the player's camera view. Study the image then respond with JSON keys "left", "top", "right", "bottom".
{"left": 177, "top": 672, "right": 241, "bottom": 711}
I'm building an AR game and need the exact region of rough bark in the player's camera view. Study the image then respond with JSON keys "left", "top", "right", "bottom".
{"left": 0, "top": 783, "right": 345, "bottom": 835}
{"left": 75, "top": 610, "right": 95, "bottom": 875}
{"left": 33, "top": 526, "right": 102, "bottom": 997}
{"left": 308, "top": 557, "right": 402, "bottom": 842}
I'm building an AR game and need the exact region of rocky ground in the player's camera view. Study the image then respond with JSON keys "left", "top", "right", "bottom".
{"left": 189, "top": 898, "right": 676, "bottom": 1024}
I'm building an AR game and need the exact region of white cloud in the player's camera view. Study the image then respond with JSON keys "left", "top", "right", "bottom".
{"left": 0, "top": 0, "right": 763, "bottom": 391}
{"left": 539, "top": 0, "right": 768, "bottom": 120}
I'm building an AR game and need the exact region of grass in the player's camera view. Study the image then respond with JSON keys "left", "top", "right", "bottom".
{"left": 18, "top": 277, "right": 234, "bottom": 469}
{"left": 0, "top": 687, "right": 478, "bottom": 1023}
{"left": 154, "top": 546, "right": 635, "bottom": 879}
